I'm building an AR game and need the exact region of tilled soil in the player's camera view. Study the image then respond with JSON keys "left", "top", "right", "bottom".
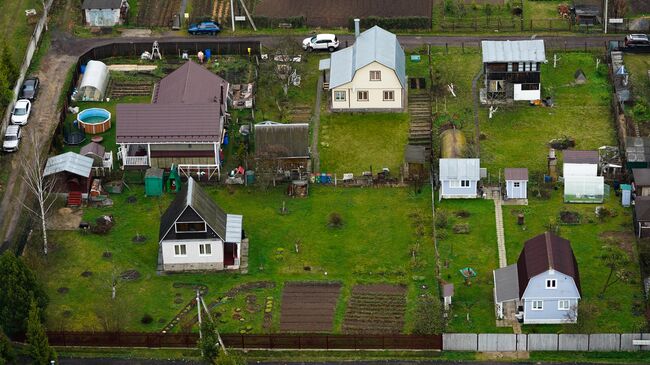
{"left": 136, "top": 0, "right": 181, "bottom": 27}
{"left": 279, "top": 282, "right": 341, "bottom": 332}
{"left": 343, "top": 284, "right": 407, "bottom": 334}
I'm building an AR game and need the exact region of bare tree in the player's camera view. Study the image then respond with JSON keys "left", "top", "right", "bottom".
{"left": 20, "top": 131, "right": 56, "bottom": 256}
{"left": 599, "top": 244, "right": 633, "bottom": 297}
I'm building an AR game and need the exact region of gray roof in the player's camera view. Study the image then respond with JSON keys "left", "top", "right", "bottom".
{"left": 481, "top": 40, "right": 546, "bottom": 63}
{"left": 81, "top": 0, "right": 123, "bottom": 9}
{"left": 494, "top": 264, "right": 519, "bottom": 303}
{"left": 80, "top": 142, "right": 105, "bottom": 158}
{"left": 504, "top": 168, "right": 528, "bottom": 181}
{"left": 564, "top": 150, "right": 599, "bottom": 164}
{"left": 626, "top": 137, "right": 650, "bottom": 163}
{"left": 328, "top": 26, "right": 406, "bottom": 89}
{"left": 635, "top": 196, "right": 650, "bottom": 221}
{"left": 43, "top": 152, "right": 94, "bottom": 178}
{"left": 634, "top": 169, "right": 650, "bottom": 186}
{"left": 254, "top": 122, "right": 310, "bottom": 158}
{"left": 442, "top": 283, "right": 454, "bottom": 298}
{"left": 439, "top": 158, "right": 481, "bottom": 181}
{"left": 116, "top": 103, "right": 222, "bottom": 143}
{"left": 159, "top": 177, "right": 242, "bottom": 243}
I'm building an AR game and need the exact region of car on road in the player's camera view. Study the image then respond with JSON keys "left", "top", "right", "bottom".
{"left": 3, "top": 125, "right": 22, "bottom": 153}
{"left": 625, "top": 34, "right": 650, "bottom": 47}
{"left": 302, "top": 34, "right": 339, "bottom": 52}
{"left": 188, "top": 21, "right": 221, "bottom": 35}
{"left": 10, "top": 99, "right": 31, "bottom": 125}
{"left": 19, "top": 77, "right": 40, "bottom": 100}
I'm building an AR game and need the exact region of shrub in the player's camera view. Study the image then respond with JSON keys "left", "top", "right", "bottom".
{"left": 348, "top": 16, "right": 431, "bottom": 31}
{"left": 413, "top": 294, "right": 446, "bottom": 334}
{"left": 453, "top": 223, "right": 470, "bottom": 234}
{"left": 140, "top": 314, "right": 154, "bottom": 324}
{"left": 435, "top": 210, "right": 449, "bottom": 229}
{"left": 328, "top": 212, "right": 343, "bottom": 228}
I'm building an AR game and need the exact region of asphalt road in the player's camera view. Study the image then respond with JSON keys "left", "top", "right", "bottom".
{"left": 40, "top": 359, "right": 649, "bottom": 365}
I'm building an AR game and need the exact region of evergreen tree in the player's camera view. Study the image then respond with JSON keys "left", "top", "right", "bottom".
{"left": 0, "top": 328, "right": 16, "bottom": 365}
{"left": 26, "top": 299, "right": 56, "bottom": 365}
{"left": 0, "top": 252, "right": 48, "bottom": 337}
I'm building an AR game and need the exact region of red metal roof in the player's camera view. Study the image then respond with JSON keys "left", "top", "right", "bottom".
{"left": 153, "top": 60, "right": 229, "bottom": 106}
{"left": 504, "top": 168, "right": 528, "bottom": 181}
{"left": 116, "top": 104, "right": 222, "bottom": 143}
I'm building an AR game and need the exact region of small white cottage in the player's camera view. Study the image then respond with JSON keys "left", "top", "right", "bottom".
{"left": 158, "top": 177, "right": 247, "bottom": 272}
{"left": 438, "top": 158, "right": 481, "bottom": 200}
{"left": 504, "top": 168, "right": 528, "bottom": 200}
{"left": 81, "top": 0, "right": 129, "bottom": 27}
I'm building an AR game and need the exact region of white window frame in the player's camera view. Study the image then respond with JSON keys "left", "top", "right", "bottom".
{"left": 175, "top": 221, "right": 207, "bottom": 233}
{"left": 199, "top": 243, "right": 212, "bottom": 256}
{"left": 357, "top": 90, "right": 369, "bottom": 101}
{"left": 334, "top": 90, "right": 346, "bottom": 102}
{"left": 383, "top": 90, "right": 394, "bottom": 101}
{"left": 531, "top": 62, "right": 537, "bottom": 72}
{"left": 518, "top": 62, "right": 524, "bottom": 72}
{"left": 524, "top": 62, "right": 531, "bottom": 72}
{"left": 174, "top": 244, "right": 187, "bottom": 257}
{"left": 370, "top": 70, "right": 381, "bottom": 81}
{"left": 546, "top": 279, "right": 557, "bottom": 289}
{"left": 449, "top": 180, "right": 460, "bottom": 188}
{"left": 531, "top": 300, "right": 543, "bottom": 311}
{"left": 460, "top": 180, "right": 470, "bottom": 187}
{"left": 507, "top": 62, "right": 513, "bottom": 72}
{"left": 558, "top": 300, "right": 570, "bottom": 310}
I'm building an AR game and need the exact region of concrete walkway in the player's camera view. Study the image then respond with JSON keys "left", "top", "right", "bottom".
{"left": 487, "top": 187, "right": 507, "bottom": 268}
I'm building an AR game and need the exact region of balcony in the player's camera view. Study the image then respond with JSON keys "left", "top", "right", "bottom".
{"left": 123, "top": 155, "right": 149, "bottom": 166}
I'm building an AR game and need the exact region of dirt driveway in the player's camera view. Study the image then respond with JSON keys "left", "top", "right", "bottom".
{"left": 0, "top": 41, "right": 76, "bottom": 248}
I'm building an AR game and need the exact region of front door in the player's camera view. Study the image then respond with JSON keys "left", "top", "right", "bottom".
{"left": 223, "top": 242, "right": 237, "bottom": 266}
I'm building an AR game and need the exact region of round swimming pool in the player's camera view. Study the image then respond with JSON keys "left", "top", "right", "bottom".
{"left": 77, "top": 108, "right": 111, "bottom": 135}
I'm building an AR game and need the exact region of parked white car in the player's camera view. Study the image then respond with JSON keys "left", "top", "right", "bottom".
{"left": 302, "top": 34, "right": 339, "bottom": 52}
{"left": 11, "top": 99, "right": 31, "bottom": 125}
{"left": 3, "top": 125, "right": 22, "bottom": 152}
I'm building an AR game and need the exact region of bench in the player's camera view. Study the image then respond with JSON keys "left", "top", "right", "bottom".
{"left": 632, "top": 339, "right": 650, "bottom": 346}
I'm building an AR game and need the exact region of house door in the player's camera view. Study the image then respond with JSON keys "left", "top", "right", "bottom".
{"left": 223, "top": 242, "right": 237, "bottom": 266}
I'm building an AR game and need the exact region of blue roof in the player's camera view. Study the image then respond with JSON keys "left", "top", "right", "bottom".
{"left": 328, "top": 26, "right": 406, "bottom": 89}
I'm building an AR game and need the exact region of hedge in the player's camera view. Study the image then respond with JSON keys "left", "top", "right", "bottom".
{"left": 347, "top": 16, "right": 431, "bottom": 31}
{"left": 252, "top": 16, "right": 306, "bottom": 29}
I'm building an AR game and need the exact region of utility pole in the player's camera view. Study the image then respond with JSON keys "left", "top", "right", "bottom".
{"left": 605, "top": 0, "right": 609, "bottom": 34}
{"left": 230, "top": 0, "right": 235, "bottom": 31}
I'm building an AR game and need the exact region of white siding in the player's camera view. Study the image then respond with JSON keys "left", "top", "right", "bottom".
{"left": 331, "top": 62, "right": 403, "bottom": 110}
{"left": 506, "top": 180, "right": 527, "bottom": 199}
{"left": 563, "top": 163, "right": 598, "bottom": 177}
{"left": 85, "top": 9, "right": 121, "bottom": 27}
{"left": 513, "top": 84, "right": 541, "bottom": 101}
{"left": 162, "top": 239, "right": 224, "bottom": 265}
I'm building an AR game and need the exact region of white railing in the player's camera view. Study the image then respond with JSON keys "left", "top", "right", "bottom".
{"left": 123, "top": 156, "right": 148, "bottom": 166}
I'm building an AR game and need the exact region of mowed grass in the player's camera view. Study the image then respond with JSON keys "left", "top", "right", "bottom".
{"left": 434, "top": 198, "right": 510, "bottom": 333}
{"left": 0, "top": 0, "right": 42, "bottom": 65}
{"left": 37, "top": 185, "right": 436, "bottom": 333}
{"left": 480, "top": 52, "right": 615, "bottom": 175}
{"left": 318, "top": 112, "right": 410, "bottom": 174}
{"left": 503, "top": 190, "right": 645, "bottom": 333}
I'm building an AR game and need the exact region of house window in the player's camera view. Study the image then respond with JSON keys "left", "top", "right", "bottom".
{"left": 532, "top": 300, "right": 543, "bottom": 310}
{"left": 357, "top": 90, "right": 369, "bottom": 101}
{"left": 174, "top": 244, "right": 187, "bottom": 256}
{"left": 507, "top": 63, "right": 513, "bottom": 72}
{"left": 175, "top": 222, "right": 206, "bottom": 233}
{"left": 558, "top": 300, "right": 570, "bottom": 310}
{"left": 531, "top": 62, "right": 537, "bottom": 72}
{"left": 546, "top": 279, "right": 557, "bottom": 289}
{"left": 334, "top": 91, "right": 346, "bottom": 101}
{"left": 383, "top": 90, "right": 394, "bottom": 101}
{"left": 199, "top": 243, "right": 212, "bottom": 256}
{"left": 488, "top": 80, "right": 504, "bottom": 92}
{"left": 513, "top": 182, "right": 520, "bottom": 188}
{"left": 521, "top": 84, "right": 539, "bottom": 90}
{"left": 518, "top": 62, "right": 524, "bottom": 72}
{"left": 370, "top": 70, "right": 381, "bottom": 81}
{"left": 461, "top": 180, "right": 470, "bottom": 187}
{"left": 524, "top": 62, "right": 531, "bottom": 72}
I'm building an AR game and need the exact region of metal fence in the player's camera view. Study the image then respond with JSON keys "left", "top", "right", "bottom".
{"left": 443, "top": 333, "right": 650, "bottom": 352}
{"left": 41, "top": 332, "right": 442, "bottom": 350}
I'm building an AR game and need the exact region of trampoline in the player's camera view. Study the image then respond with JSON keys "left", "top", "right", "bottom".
{"left": 64, "top": 125, "right": 86, "bottom": 145}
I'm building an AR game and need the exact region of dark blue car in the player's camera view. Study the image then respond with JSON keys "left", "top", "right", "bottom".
{"left": 188, "top": 21, "right": 221, "bottom": 35}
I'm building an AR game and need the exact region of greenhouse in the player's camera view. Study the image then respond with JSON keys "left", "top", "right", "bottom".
{"left": 76, "top": 60, "right": 109, "bottom": 101}
{"left": 563, "top": 175, "right": 606, "bottom": 203}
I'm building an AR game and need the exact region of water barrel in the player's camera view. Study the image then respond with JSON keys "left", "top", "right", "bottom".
{"left": 223, "top": 133, "right": 229, "bottom": 145}
{"left": 205, "top": 49, "right": 212, "bottom": 60}
{"left": 246, "top": 170, "right": 255, "bottom": 185}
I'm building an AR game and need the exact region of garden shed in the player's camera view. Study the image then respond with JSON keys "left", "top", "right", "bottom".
{"left": 404, "top": 144, "right": 427, "bottom": 179}
{"left": 574, "top": 69, "right": 587, "bottom": 84}
{"left": 504, "top": 168, "right": 528, "bottom": 200}
{"left": 145, "top": 168, "right": 164, "bottom": 197}
{"left": 76, "top": 60, "right": 109, "bottom": 101}
{"left": 633, "top": 168, "right": 650, "bottom": 197}
{"left": 634, "top": 196, "right": 650, "bottom": 238}
{"left": 81, "top": 0, "right": 129, "bottom": 27}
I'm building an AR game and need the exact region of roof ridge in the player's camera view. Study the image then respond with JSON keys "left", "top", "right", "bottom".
{"left": 545, "top": 231, "right": 555, "bottom": 270}
{"left": 186, "top": 177, "right": 194, "bottom": 208}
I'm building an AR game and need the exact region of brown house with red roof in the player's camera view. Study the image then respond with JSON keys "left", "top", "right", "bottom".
{"left": 117, "top": 60, "right": 229, "bottom": 179}
{"left": 493, "top": 232, "right": 581, "bottom": 324}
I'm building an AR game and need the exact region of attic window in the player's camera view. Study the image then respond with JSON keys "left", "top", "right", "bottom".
{"left": 545, "top": 279, "right": 557, "bottom": 289}
{"left": 176, "top": 222, "right": 206, "bottom": 233}
{"left": 370, "top": 70, "right": 381, "bottom": 81}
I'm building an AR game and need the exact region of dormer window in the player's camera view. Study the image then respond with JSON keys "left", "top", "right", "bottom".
{"left": 175, "top": 222, "right": 206, "bottom": 233}
{"left": 370, "top": 70, "right": 381, "bottom": 81}
{"left": 545, "top": 279, "right": 557, "bottom": 289}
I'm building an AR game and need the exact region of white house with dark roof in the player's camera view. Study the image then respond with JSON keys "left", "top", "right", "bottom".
{"left": 482, "top": 40, "right": 546, "bottom": 101}
{"left": 158, "top": 177, "right": 246, "bottom": 272}
{"left": 504, "top": 168, "right": 528, "bottom": 200}
{"left": 320, "top": 25, "right": 406, "bottom": 112}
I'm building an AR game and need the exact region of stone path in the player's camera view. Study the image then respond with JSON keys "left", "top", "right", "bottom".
{"left": 487, "top": 187, "right": 507, "bottom": 268}
{"left": 310, "top": 77, "right": 323, "bottom": 172}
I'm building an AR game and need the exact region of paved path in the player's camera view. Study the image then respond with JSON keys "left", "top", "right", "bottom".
{"left": 311, "top": 76, "right": 323, "bottom": 173}
{"left": 487, "top": 188, "right": 507, "bottom": 268}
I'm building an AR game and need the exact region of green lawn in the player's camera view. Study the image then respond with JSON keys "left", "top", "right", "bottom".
{"left": 318, "top": 112, "right": 410, "bottom": 174}
{"left": 623, "top": 53, "right": 650, "bottom": 134}
{"left": 0, "top": 0, "right": 42, "bottom": 65}
{"left": 36, "top": 185, "right": 436, "bottom": 333}
{"left": 503, "top": 190, "right": 645, "bottom": 333}
{"left": 480, "top": 52, "right": 615, "bottom": 175}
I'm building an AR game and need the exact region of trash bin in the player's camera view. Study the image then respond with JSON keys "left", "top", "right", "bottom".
{"left": 246, "top": 170, "right": 255, "bottom": 185}
{"left": 145, "top": 168, "right": 164, "bottom": 197}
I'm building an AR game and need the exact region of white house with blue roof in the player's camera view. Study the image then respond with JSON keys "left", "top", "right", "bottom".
{"left": 319, "top": 25, "right": 406, "bottom": 112}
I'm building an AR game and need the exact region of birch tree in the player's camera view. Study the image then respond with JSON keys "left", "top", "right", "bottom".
{"left": 20, "top": 131, "right": 56, "bottom": 256}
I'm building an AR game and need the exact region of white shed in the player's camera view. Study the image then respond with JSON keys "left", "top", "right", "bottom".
{"left": 76, "top": 60, "right": 110, "bottom": 101}
{"left": 504, "top": 168, "right": 528, "bottom": 200}
{"left": 82, "top": 0, "right": 129, "bottom": 27}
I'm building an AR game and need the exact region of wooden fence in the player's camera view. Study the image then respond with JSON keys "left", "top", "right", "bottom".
{"left": 39, "top": 332, "right": 442, "bottom": 350}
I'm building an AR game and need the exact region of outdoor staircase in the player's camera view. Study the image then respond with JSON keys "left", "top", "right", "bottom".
{"left": 67, "top": 191, "right": 82, "bottom": 207}
{"left": 408, "top": 93, "right": 432, "bottom": 151}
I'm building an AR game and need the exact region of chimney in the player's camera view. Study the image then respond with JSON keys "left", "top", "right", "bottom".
{"left": 354, "top": 18, "right": 360, "bottom": 38}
